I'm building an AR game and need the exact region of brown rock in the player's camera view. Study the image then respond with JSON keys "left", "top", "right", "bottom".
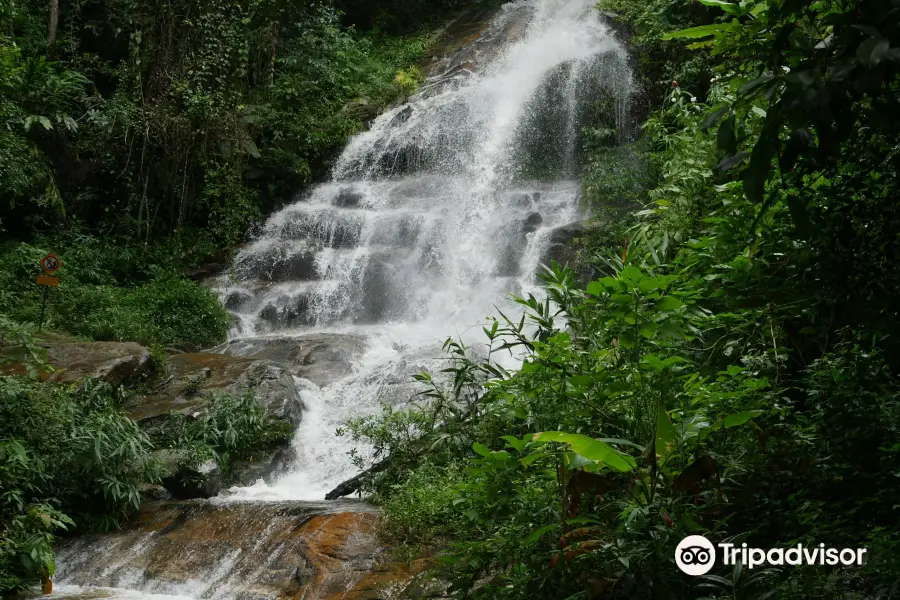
{"left": 132, "top": 353, "right": 305, "bottom": 427}
{"left": 52, "top": 501, "right": 429, "bottom": 600}
{"left": 43, "top": 342, "right": 152, "bottom": 386}
{"left": 211, "top": 334, "right": 367, "bottom": 387}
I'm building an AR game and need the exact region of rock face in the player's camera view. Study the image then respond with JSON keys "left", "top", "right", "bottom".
{"left": 541, "top": 221, "right": 587, "bottom": 268}
{"left": 52, "top": 501, "right": 432, "bottom": 600}
{"left": 212, "top": 333, "right": 368, "bottom": 387}
{"left": 42, "top": 342, "right": 152, "bottom": 386}
{"left": 131, "top": 353, "right": 305, "bottom": 427}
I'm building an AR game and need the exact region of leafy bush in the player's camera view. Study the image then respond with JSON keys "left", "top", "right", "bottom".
{"left": 0, "top": 240, "right": 230, "bottom": 349}
{"left": 146, "top": 390, "right": 292, "bottom": 474}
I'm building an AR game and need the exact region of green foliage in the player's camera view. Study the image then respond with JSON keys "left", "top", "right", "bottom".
{"left": 0, "top": 239, "right": 230, "bottom": 349}
{"left": 0, "top": 362, "right": 158, "bottom": 593}
{"left": 146, "top": 390, "right": 292, "bottom": 474}
{"left": 0, "top": 0, "right": 437, "bottom": 244}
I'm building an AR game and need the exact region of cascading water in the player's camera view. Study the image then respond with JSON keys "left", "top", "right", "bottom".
{"left": 49, "top": 3, "right": 634, "bottom": 598}
{"left": 215, "top": 0, "right": 634, "bottom": 502}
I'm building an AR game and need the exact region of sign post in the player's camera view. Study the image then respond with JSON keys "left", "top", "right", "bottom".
{"left": 37, "top": 253, "right": 61, "bottom": 331}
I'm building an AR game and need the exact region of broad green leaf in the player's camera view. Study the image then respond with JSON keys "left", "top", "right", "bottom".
{"left": 472, "top": 442, "right": 491, "bottom": 457}
{"left": 639, "top": 321, "right": 657, "bottom": 339}
{"left": 656, "top": 296, "right": 684, "bottom": 311}
{"left": 586, "top": 280, "right": 605, "bottom": 297}
{"left": 620, "top": 265, "right": 644, "bottom": 284}
{"left": 656, "top": 403, "right": 679, "bottom": 459}
{"left": 701, "top": 103, "right": 731, "bottom": 132}
{"left": 637, "top": 278, "right": 661, "bottom": 293}
{"left": 722, "top": 410, "right": 764, "bottom": 428}
{"left": 857, "top": 37, "right": 890, "bottom": 67}
{"left": 524, "top": 523, "right": 560, "bottom": 544}
{"left": 532, "top": 431, "right": 636, "bottom": 472}
{"left": 662, "top": 24, "right": 728, "bottom": 40}
{"left": 501, "top": 435, "right": 527, "bottom": 453}
{"left": 696, "top": 0, "right": 744, "bottom": 15}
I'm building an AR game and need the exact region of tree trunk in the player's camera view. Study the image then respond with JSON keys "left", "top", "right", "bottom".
{"left": 48, "top": 0, "right": 59, "bottom": 44}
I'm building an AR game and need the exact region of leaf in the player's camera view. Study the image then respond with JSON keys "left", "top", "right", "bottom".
{"left": 696, "top": 0, "right": 744, "bottom": 15}
{"left": 639, "top": 321, "right": 657, "bottom": 339}
{"left": 722, "top": 410, "right": 764, "bottom": 428}
{"left": 242, "top": 139, "right": 261, "bottom": 158}
{"left": 656, "top": 296, "right": 684, "bottom": 311}
{"left": 717, "top": 151, "right": 750, "bottom": 173}
{"left": 738, "top": 75, "right": 773, "bottom": 97}
{"left": 656, "top": 403, "right": 679, "bottom": 459}
{"left": 662, "top": 24, "right": 728, "bottom": 40}
{"left": 501, "top": 435, "right": 526, "bottom": 453}
{"left": 637, "top": 278, "right": 660, "bottom": 293}
{"left": 742, "top": 111, "right": 780, "bottom": 204}
{"left": 857, "top": 37, "right": 890, "bottom": 67}
{"left": 532, "top": 432, "right": 636, "bottom": 472}
{"left": 786, "top": 195, "right": 811, "bottom": 239}
{"left": 524, "top": 523, "right": 560, "bottom": 544}
{"left": 716, "top": 114, "right": 736, "bottom": 154}
{"left": 708, "top": 410, "right": 764, "bottom": 431}
{"left": 586, "top": 280, "right": 606, "bottom": 297}
{"left": 620, "top": 265, "right": 644, "bottom": 284}
{"left": 701, "top": 103, "right": 731, "bottom": 131}
{"left": 472, "top": 442, "right": 491, "bottom": 457}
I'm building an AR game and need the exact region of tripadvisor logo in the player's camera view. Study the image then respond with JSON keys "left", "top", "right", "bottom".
{"left": 675, "top": 535, "right": 868, "bottom": 576}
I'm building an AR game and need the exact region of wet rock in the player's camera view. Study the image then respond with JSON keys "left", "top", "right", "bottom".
{"left": 225, "top": 289, "right": 254, "bottom": 311}
{"left": 164, "top": 459, "right": 223, "bottom": 499}
{"left": 133, "top": 353, "right": 305, "bottom": 427}
{"left": 234, "top": 246, "right": 318, "bottom": 283}
{"left": 138, "top": 484, "right": 172, "bottom": 502}
{"left": 258, "top": 293, "right": 314, "bottom": 329}
{"left": 229, "top": 445, "right": 294, "bottom": 487}
{"left": 41, "top": 342, "right": 152, "bottom": 386}
{"left": 342, "top": 97, "right": 380, "bottom": 123}
{"left": 541, "top": 220, "right": 588, "bottom": 268}
{"left": 494, "top": 219, "right": 529, "bottom": 277}
{"left": 507, "top": 192, "right": 534, "bottom": 209}
{"left": 53, "top": 502, "right": 427, "bottom": 600}
{"left": 390, "top": 105, "right": 414, "bottom": 126}
{"left": 268, "top": 251, "right": 318, "bottom": 282}
{"left": 334, "top": 187, "right": 365, "bottom": 209}
{"left": 523, "top": 212, "right": 543, "bottom": 233}
{"left": 212, "top": 334, "right": 368, "bottom": 387}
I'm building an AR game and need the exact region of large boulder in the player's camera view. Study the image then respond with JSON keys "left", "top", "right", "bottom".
{"left": 44, "top": 342, "right": 152, "bottom": 386}
{"left": 212, "top": 334, "right": 368, "bottom": 387}
{"left": 131, "top": 353, "right": 305, "bottom": 427}
{"left": 541, "top": 221, "right": 588, "bottom": 269}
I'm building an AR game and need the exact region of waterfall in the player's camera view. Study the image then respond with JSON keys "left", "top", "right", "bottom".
{"left": 48, "top": 3, "right": 634, "bottom": 599}
{"left": 213, "top": 0, "right": 634, "bottom": 502}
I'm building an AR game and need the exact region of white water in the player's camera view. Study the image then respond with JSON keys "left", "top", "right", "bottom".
{"left": 212, "top": 0, "right": 633, "bottom": 502}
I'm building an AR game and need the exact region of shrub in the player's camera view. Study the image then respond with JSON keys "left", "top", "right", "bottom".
{"left": 0, "top": 240, "right": 230, "bottom": 349}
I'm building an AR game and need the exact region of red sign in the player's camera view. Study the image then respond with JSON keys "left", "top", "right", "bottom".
{"left": 40, "top": 253, "right": 61, "bottom": 273}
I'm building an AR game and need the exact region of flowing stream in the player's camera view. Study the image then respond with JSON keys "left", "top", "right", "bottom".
{"left": 50, "top": 1, "right": 633, "bottom": 598}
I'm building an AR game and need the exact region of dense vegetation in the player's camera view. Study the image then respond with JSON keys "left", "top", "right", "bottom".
{"left": 340, "top": 0, "right": 900, "bottom": 598}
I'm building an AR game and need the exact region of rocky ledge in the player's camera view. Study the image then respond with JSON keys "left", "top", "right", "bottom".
{"left": 52, "top": 501, "right": 442, "bottom": 600}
